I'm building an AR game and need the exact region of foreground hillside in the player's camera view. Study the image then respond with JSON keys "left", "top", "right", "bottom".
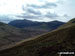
{"left": 0, "top": 19, "right": 75, "bottom": 56}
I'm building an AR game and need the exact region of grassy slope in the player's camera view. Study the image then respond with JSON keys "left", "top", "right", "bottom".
{"left": 58, "top": 18, "right": 75, "bottom": 29}
{"left": 0, "top": 19, "right": 75, "bottom": 56}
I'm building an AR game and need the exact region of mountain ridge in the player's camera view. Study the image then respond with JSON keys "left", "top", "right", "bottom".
{"left": 8, "top": 19, "right": 65, "bottom": 30}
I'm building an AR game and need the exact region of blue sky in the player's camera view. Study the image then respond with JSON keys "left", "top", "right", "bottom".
{"left": 0, "top": 0, "right": 75, "bottom": 23}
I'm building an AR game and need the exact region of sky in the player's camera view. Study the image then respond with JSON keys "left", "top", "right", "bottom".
{"left": 0, "top": 0, "right": 75, "bottom": 23}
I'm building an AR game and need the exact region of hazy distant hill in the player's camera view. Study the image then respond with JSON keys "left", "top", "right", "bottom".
{"left": 8, "top": 19, "right": 65, "bottom": 31}
{"left": 0, "top": 18, "right": 75, "bottom": 56}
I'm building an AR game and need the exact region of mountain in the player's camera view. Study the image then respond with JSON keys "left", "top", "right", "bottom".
{"left": 0, "top": 19, "right": 64, "bottom": 49}
{"left": 8, "top": 19, "right": 65, "bottom": 31}
{"left": 0, "top": 22, "right": 49, "bottom": 48}
{"left": 0, "top": 22, "right": 26, "bottom": 47}
{"left": 0, "top": 18, "right": 75, "bottom": 56}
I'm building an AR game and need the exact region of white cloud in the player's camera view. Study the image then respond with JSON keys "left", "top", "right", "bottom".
{"left": 55, "top": 0, "right": 75, "bottom": 18}
{"left": 0, "top": 0, "right": 45, "bottom": 15}
{"left": 27, "top": 17, "right": 54, "bottom": 22}
{"left": 47, "top": 0, "right": 58, "bottom": 2}
{"left": 40, "top": 0, "right": 58, "bottom": 2}
{"left": 0, "top": 0, "right": 25, "bottom": 15}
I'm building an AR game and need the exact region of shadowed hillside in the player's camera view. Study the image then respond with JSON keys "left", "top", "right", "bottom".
{"left": 0, "top": 18, "right": 75, "bottom": 56}
{"left": 0, "top": 22, "right": 49, "bottom": 49}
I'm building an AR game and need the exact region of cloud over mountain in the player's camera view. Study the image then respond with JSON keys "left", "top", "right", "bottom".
{"left": 0, "top": 0, "right": 74, "bottom": 22}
